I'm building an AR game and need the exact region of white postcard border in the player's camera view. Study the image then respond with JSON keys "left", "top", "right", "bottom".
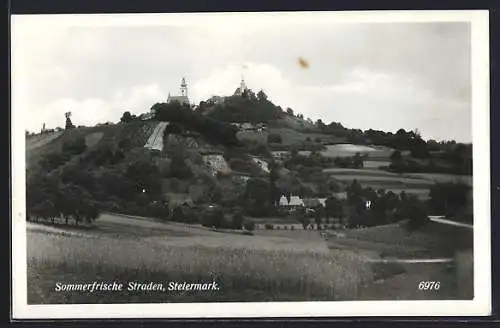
{"left": 11, "top": 10, "right": 491, "bottom": 318}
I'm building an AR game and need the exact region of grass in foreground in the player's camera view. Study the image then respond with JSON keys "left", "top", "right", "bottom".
{"left": 27, "top": 228, "right": 373, "bottom": 304}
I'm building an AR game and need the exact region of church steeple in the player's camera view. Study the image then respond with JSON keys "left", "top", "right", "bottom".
{"left": 180, "top": 77, "right": 188, "bottom": 97}
{"left": 240, "top": 76, "right": 247, "bottom": 93}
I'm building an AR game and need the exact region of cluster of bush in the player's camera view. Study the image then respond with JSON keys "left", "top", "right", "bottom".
{"left": 264, "top": 223, "right": 296, "bottom": 230}
{"left": 333, "top": 153, "right": 366, "bottom": 169}
{"left": 388, "top": 158, "right": 472, "bottom": 175}
{"left": 200, "top": 206, "right": 255, "bottom": 231}
{"left": 36, "top": 137, "right": 88, "bottom": 173}
{"left": 27, "top": 173, "right": 101, "bottom": 226}
{"left": 152, "top": 101, "right": 240, "bottom": 146}
{"left": 206, "top": 91, "right": 282, "bottom": 124}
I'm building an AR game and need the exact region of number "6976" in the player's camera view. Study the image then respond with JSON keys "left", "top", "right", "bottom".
{"left": 418, "top": 281, "right": 440, "bottom": 290}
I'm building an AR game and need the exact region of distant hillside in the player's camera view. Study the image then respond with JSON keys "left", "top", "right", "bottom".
{"left": 26, "top": 86, "right": 472, "bottom": 229}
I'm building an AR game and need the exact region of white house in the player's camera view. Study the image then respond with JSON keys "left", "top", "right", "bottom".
{"left": 279, "top": 195, "right": 305, "bottom": 209}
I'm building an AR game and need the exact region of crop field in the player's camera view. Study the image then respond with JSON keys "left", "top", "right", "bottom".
{"left": 321, "top": 144, "right": 394, "bottom": 158}
{"left": 363, "top": 160, "right": 391, "bottom": 169}
{"left": 27, "top": 213, "right": 374, "bottom": 304}
{"left": 323, "top": 168, "right": 399, "bottom": 176}
{"left": 330, "top": 175, "right": 434, "bottom": 189}
{"left": 299, "top": 144, "right": 393, "bottom": 160}
{"left": 322, "top": 168, "right": 471, "bottom": 200}
{"left": 26, "top": 212, "right": 471, "bottom": 304}
{"left": 403, "top": 173, "right": 473, "bottom": 186}
{"left": 237, "top": 128, "right": 343, "bottom": 146}
{"left": 323, "top": 168, "right": 435, "bottom": 190}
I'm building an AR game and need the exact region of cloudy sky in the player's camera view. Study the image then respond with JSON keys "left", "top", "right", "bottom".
{"left": 12, "top": 13, "right": 472, "bottom": 142}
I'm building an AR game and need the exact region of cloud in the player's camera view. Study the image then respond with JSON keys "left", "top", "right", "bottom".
{"left": 28, "top": 83, "right": 166, "bottom": 130}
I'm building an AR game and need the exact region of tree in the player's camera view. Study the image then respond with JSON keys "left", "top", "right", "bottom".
{"left": 120, "top": 111, "right": 134, "bottom": 123}
{"left": 65, "top": 112, "right": 75, "bottom": 130}
{"left": 230, "top": 211, "right": 245, "bottom": 230}
{"left": 257, "top": 90, "right": 268, "bottom": 102}
{"left": 294, "top": 207, "right": 309, "bottom": 229}
{"left": 325, "top": 195, "right": 343, "bottom": 224}
{"left": 243, "top": 219, "right": 256, "bottom": 231}
{"left": 286, "top": 108, "right": 294, "bottom": 116}
{"left": 352, "top": 152, "right": 364, "bottom": 169}
{"left": 268, "top": 160, "right": 280, "bottom": 207}
{"left": 125, "top": 158, "right": 163, "bottom": 200}
{"left": 168, "top": 146, "right": 192, "bottom": 179}
{"left": 313, "top": 205, "right": 324, "bottom": 230}
{"left": 428, "top": 182, "right": 471, "bottom": 215}
{"left": 62, "top": 137, "right": 87, "bottom": 155}
{"left": 118, "top": 138, "right": 132, "bottom": 151}
{"left": 390, "top": 150, "right": 403, "bottom": 161}
{"left": 405, "top": 196, "right": 428, "bottom": 230}
{"left": 267, "top": 133, "right": 283, "bottom": 144}
{"left": 245, "top": 178, "right": 270, "bottom": 206}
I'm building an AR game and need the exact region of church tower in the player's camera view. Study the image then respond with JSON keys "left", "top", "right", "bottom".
{"left": 166, "top": 77, "right": 190, "bottom": 106}
{"left": 240, "top": 76, "right": 247, "bottom": 93}
{"left": 180, "top": 77, "right": 188, "bottom": 97}
{"left": 234, "top": 76, "right": 248, "bottom": 96}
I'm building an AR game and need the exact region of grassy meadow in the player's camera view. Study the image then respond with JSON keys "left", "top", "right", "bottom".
{"left": 26, "top": 213, "right": 471, "bottom": 304}
{"left": 27, "top": 213, "right": 374, "bottom": 304}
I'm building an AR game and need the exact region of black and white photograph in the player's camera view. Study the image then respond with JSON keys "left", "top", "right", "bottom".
{"left": 11, "top": 10, "right": 491, "bottom": 318}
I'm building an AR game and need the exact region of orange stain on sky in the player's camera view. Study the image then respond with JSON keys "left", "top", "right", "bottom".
{"left": 298, "top": 57, "right": 309, "bottom": 69}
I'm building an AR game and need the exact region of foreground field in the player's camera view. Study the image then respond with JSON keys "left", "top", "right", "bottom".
{"left": 27, "top": 214, "right": 373, "bottom": 304}
{"left": 26, "top": 213, "right": 470, "bottom": 304}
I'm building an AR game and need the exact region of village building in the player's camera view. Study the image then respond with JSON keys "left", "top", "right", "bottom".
{"left": 279, "top": 195, "right": 305, "bottom": 210}
{"left": 272, "top": 151, "right": 291, "bottom": 161}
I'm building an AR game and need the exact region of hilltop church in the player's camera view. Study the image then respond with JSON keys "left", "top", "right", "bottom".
{"left": 167, "top": 77, "right": 191, "bottom": 106}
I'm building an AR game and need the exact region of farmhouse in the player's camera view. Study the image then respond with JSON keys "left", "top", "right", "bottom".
{"left": 279, "top": 195, "right": 305, "bottom": 209}
{"left": 272, "top": 151, "right": 291, "bottom": 161}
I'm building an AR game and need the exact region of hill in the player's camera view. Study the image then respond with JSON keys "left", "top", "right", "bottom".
{"left": 26, "top": 87, "right": 472, "bottom": 230}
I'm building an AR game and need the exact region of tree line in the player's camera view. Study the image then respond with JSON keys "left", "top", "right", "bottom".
{"left": 152, "top": 101, "right": 240, "bottom": 146}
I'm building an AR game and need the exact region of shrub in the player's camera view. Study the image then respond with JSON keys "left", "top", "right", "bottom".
{"left": 62, "top": 137, "right": 87, "bottom": 155}
{"left": 230, "top": 212, "right": 244, "bottom": 230}
{"left": 284, "top": 226, "right": 288, "bottom": 230}
{"left": 264, "top": 223, "right": 274, "bottom": 230}
{"left": 243, "top": 219, "right": 256, "bottom": 231}
{"left": 200, "top": 205, "right": 225, "bottom": 228}
{"left": 267, "top": 133, "right": 283, "bottom": 144}
{"left": 290, "top": 225, "right": 295, "bottom": 230}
